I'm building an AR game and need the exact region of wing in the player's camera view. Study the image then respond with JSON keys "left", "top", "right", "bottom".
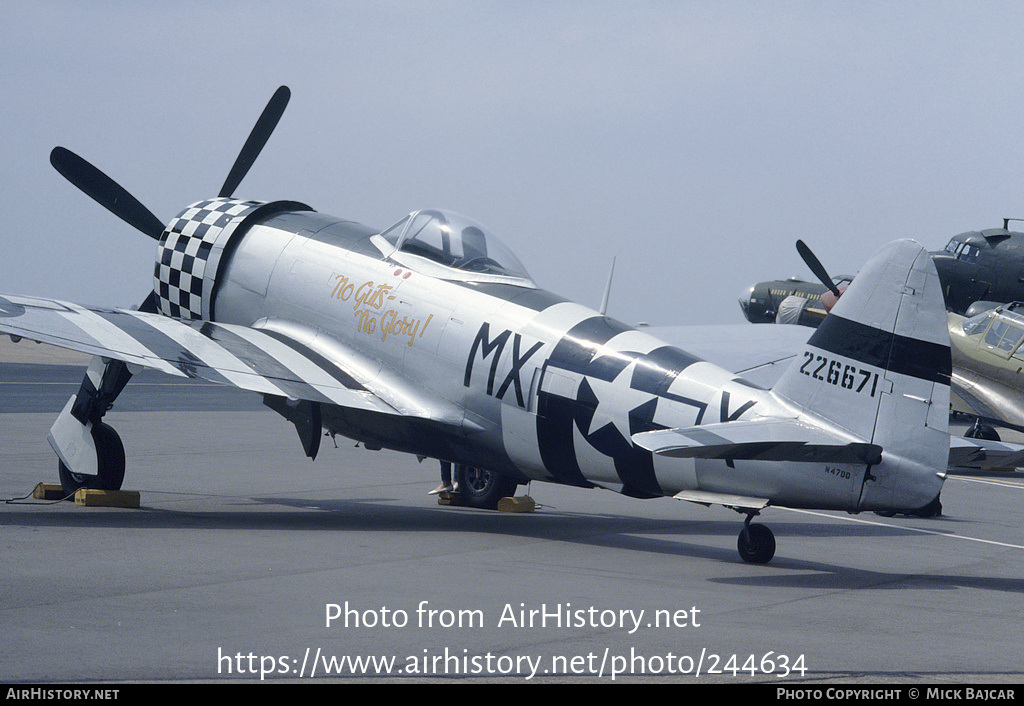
{"left": 949, "top": 436, "right": 1024, "bottom": 470}
{"left": 948, "top": 365, "right": 1024, "bottom": 429}
{"left": 0, "top": 292, "right": 462, "bottom": 426}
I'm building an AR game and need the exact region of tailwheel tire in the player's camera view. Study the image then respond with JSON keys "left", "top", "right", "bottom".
{"left": 910, "top": 496, "right": 943, "bottom": 518}
{"left": 737, "top": 523, "right": 776, "bottom": 564}
{"left": 58, "top": 422, "right": 126, "bottom": 495}
{"left": 456, "top": 465, "right": 519, "bottom": 510}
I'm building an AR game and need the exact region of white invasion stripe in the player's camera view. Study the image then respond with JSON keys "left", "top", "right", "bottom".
{"left": 134, "top": 314, "right": 290, "bottom": 397}
{"left": 222, "top": 325, "right": 363, "bottom": 406}
{"left": 540, "top": 366, "right": 582, "bottom": 399}
{"left": 526, "top": 301, "right": 601, "bottom": 339}
{"left": 55, "top": 305, "right": 182, "bottom": 377}
{"left": 571, "top": 421, "right": 619, "bottom": 486}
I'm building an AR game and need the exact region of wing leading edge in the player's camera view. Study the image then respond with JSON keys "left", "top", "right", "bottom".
{"left": 0, "top": 292, "right": 458, "bottom": 425}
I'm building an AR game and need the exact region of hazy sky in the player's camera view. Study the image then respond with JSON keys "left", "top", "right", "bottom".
{"left": 4, "top": 1, "right": 1024, "bottom": 327}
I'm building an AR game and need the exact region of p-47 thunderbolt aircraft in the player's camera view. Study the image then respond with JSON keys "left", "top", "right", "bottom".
{"left": 1, "top": 87, "right": 959, "bottom": 564}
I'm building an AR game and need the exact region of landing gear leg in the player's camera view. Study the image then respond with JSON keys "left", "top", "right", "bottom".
{"left": 737, "top": 513, "right": 776, "bottom": 564}
{"left": 49, "top": 356, "right": 133, "bottom": 495}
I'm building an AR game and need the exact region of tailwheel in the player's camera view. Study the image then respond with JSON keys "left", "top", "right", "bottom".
{"left": 737, "top": 521, "right": 776, "bottom": 564}
{"left": 909, "top": 495, "right": 943, "bottom": 518}
{"left": 456, "top": 464, "right": 519, "bottom": 510}
{"left": 58, "top": 422, "right": 126, "bottom": 494}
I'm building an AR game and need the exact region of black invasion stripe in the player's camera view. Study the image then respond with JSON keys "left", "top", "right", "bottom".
{"left": 548, "top": 316, "right": 634, "bottom": 372}
{"left": 194, "top": 322, "right": 336, "bottom": 406}
{"left": 631, "top": 346, "right": 702, "bottom": 394}
{"left": 807, "top": 314, "right": 951, "bottom": 384}
{"left": 630, "top": 346, "right": 708, "bottom": 427}
{"left": 91, "top": 311, "right": 235, "bottom": 387}
{"left": 254, "top": 328, "right": 367, "bottom": 391}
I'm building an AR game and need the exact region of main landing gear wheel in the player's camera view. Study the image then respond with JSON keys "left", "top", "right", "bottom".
{"left": 58, "top": 422, "right": 126, "bottom": 494}
{"left": 737, "top": 522, "right": 776, "bottom": 564}
{"left": 965, "top": 421, "right": 1000, "bottom": 442}
{"left": 456, "top": 465, "right": 519, "bottom": 510}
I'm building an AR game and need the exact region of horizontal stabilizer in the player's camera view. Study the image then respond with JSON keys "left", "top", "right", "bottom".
{"left": 633, "top": 419, "right": 882, "bottom": 465}
{"left": 949, "top": 436, "right": 1024, "bottom": 469}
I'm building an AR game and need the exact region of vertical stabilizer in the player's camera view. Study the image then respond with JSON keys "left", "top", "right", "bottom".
{"left": 772, "top": 240, "right": 950, "bottom": 510}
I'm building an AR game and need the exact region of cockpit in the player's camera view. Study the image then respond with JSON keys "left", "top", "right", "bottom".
{"left": 943, "top": 237, "right": 981, "bottom": 263}
{"left": 371, "top": 209, "right": 535, "bottom": 287}
{"left": 961, "top": 305, "right": 1024, "bottom": 357}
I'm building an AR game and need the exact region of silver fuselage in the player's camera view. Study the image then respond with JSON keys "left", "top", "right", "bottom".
{"left": 203, "top": 209, "right": 941, "bottom": 513}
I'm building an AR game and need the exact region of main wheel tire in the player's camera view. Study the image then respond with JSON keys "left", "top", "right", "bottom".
{"left": 737, "top": 523, "right": 776, "bottom": 564}
{"left": 456, "top": 465, "right": 518, "bottom": 510}
{"left": 58, "top": 422, "right": 126, "bottom": 495}
{"left": 965, "top": 422, "right": 1000, "bottom": 441}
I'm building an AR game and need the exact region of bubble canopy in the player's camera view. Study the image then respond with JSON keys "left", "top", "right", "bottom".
{"left": 373, "top": 209, "right": 535, "bottom": 286}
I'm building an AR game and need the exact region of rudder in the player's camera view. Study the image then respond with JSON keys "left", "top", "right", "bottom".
{"left": 772, "top": 240, "right": 951, "bottom": 510}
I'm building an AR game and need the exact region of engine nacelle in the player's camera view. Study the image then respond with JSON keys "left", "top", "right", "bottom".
{"left": 774, "top": 294, "right": 824, "bottom": 328}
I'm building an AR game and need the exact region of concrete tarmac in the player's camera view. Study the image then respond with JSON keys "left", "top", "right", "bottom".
{"left": 2, "top": 351, "right": 1024, "bottom": 683}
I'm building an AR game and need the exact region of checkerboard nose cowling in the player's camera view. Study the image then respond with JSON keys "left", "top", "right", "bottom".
{"left": 154, "top": 198, "right": 265, "bottom": 319}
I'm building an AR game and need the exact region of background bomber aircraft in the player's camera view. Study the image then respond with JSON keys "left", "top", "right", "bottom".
{"left": 1, "top": 86, "right": 997, "bottom": 564}
{"left": 741, "top": 224, "right": 1024, "bottom": 327}
{"left": 742, "top": 228, "right": 1024, "bottom": 435}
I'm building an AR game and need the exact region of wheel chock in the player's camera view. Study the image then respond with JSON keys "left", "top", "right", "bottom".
{"left": 73, "top": 488, "right": 140, "bottom": 508}
{"left": 33, "top": 483, "right": 67, "bottom": 500}
{"left": 497, "top": 495, "right": 535, "bottom": 513}
{"left": 437, "top": 490, "right": 465, "bottom": 506}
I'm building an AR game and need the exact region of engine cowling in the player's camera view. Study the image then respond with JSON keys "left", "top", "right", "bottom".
{"left": 153, "top": 197, "right": 312, "bottom": 319}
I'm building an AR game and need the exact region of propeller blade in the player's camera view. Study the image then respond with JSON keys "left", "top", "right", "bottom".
{"left": 136, "top": 290, "right": 160, "bottom": 314}
{"left": 50, "top": 147, "right": 165, "bottom": 240}
{"left": 219, "top": 85, "right": 291, "bottom": 198}
{"left": 796, "top": 239, "right": 842, "bottom": 298}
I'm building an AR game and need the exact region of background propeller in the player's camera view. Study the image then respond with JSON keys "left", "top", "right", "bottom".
{"left": 796, "top": 239, "right": 842, "bottom": 298}
{"left": 796, "top": 239, "right": 844, "bottom": 312}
